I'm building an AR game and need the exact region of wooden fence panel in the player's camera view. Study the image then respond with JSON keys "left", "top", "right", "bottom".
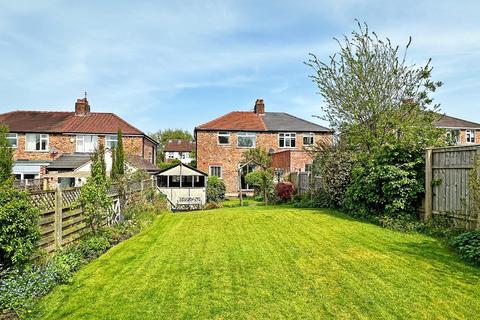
{"left": 27, "top": 178, "right": 154, "bottom": 253}
{"left": 425, "top": 145, "right": 479, "bottom": 230}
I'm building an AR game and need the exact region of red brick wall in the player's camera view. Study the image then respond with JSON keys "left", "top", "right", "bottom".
{"left": 196, "top": 131, "right": 332, "bottom": 193}
{"left": 12, "top": 133, "right": 152, "bottom": 162}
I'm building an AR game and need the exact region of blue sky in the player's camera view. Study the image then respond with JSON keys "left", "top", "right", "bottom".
{"left": 0, "top": 1, "right": 479, "bottom": 133}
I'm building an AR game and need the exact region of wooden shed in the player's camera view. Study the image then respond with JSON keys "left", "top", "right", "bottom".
{"left": 155, "top": 163, "right": 207, "bottom": 210}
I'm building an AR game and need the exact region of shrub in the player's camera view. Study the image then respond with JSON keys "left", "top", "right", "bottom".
{"left": 276, "top": 182, "right": 295, "bottom": 201}
{"left": 206, "top": 176, "right": 226, "bottom": 202}
{"left": 312, "top": 145, "right": 354, "bottom": 208}
{"left": 0, "top": 181, "right": 41, "bottom": 268}
{"left": 343, "top": 145, "right": 425, "bottom": 219}
{"left": 78, "top": 234, "right": 111, "bottom": 261}
{"left": 292, "top": 190, "right": 331, "bottom": 208}
{"left": 245, "top": 169, "right": 274, "bottom": 205}
{"left": 450, "top": 231, "right": 480, "bottom": 265}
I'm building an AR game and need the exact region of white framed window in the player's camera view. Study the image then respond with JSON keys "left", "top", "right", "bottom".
{"left": 466, "top": 130, "right": 476, "bottom": 144}
{"left": 303, "top": 133, "right": 314, "bottom": 146}
{"left": 167, "top": 152, "right": 175, "bottom": 159}
{"left": 218, "top": 131, "right": 230, "bottom": 145}
{"left": 105, "top": 135, "right": 118, "bottom": 149}
{"left": 7, "top": 133, "right": 18, "bottom": 148}
{"left": 237, "top": 132, "right": 256, "bottom": 148}
{"left": 181, "top": 152, "right": 186, "bottom": 159}
{"left": 25, "top": 133, "right": 49, "bottom": 151}
{"left": 76, "top": 135, "right": 98, "bottom": 152}
{"left": 279, "top": 132, "right": 296, "bottom": 148}
{"left": 209, "top": 165, "right": 222, "bottom": 178}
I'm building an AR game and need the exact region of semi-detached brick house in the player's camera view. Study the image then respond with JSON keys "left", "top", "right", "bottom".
{"left": 434, "top": 114, "right": 480, "bottom": 145}
{"left": 195, "top": 99, "right": 333, "bottom": 195}
{"left": 0, "top": 98, "right": 158, "bottom": 180}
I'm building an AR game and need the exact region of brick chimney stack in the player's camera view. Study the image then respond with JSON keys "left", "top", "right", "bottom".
{"left": 254, "top": 99, "right": 265, "bottom": 114}
{"left": 75, "top": 98, "right": 90, "bottom": 115}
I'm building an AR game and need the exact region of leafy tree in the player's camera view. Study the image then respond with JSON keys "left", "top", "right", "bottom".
{"left": 242, "top": 148, "right": 274, "bottom": 205}
{"left": 0, "top": 124, "right": 13, "bottom": 183}
{"left": 305, "top": 22, "right": 445, "bottom": 219}
{"left": 242, "top": 148, "right": 271, "bottom": 170}
{"left": 115, "top": 129, "right": 125, "bottom": 177}
{"left": 306, "top": 21, "right": 444, "bottom": 152}
{"left": 79, "top": 147, "right": 111, "bottom": 234}
{"left": 110, "top": 146, "right": 117, "bottom": 179}
{"left": 149, "top": 129, "right": 193, "bottom": 163}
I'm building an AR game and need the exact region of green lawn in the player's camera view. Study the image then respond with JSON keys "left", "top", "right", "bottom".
{"left": 34, "top": 206, "right": 480, "bottom": 319}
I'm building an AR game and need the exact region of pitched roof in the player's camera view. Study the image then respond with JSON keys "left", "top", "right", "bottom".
{"left": 164, "top": 140, "right": 196, "bottom": 152}
{"left": 196, "top": 111, "right": 331, "bottom": 132}
{"left": 196, "top": 111, "right": 267, "bottom": 131}
{"left": 126, "top": 154, "right": 159, "bottom": 172}
{"left": 434, "top": 114, "right": 480, "bottom": 129}
{"left": 0, "top": 110, "right": 144, "bottom": 135}
{"left": 262, "top": 112, "right": 331, "bottom": 132}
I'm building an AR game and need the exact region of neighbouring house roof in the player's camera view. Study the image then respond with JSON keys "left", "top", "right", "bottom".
{"left": 47, "top": 153, "right": 92, "bottom": 170}
{"left": 164, "top": 140, "right": 196, "bottom": 152}
{"left": 126, "top": 154, "right": 159, "bottom": 172}
{"left": 196, "top": 111, "right": 331, "bottom": 132}
{"left": 0, "top": 110, "right": 150, "bottom": 137}
{"left": 434, "top": 114, "right": 480, "bottom": 129}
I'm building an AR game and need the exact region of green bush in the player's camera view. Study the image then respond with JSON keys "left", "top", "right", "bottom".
{"left": 292, "top": 190, "right": 331, "bottom": 208}
{"left": 312, "top": 146, "right": 354, "bottom": 208}
{"left": 343, "top": 145, "right": 425, "bottom": 219}
{"left": 0, "top": 181, "right": 41, "bottom": 268}
{"left": 450, "top": 231, "right": 480, "bottom": 265}
{"left": 206, "top": 176, "right": 226, "bottom": 202}
{"left": 78, "top": 234, "right": 111, "bottom": 261}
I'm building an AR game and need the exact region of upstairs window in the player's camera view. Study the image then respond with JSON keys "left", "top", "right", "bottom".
{"left": 105, "top": 135, "right": 118, "bottom": 149}
{"left": 237, "top": 132, "right": 256, "bottom": 148}
{"left": 76, "top": 135, "right": 98, "bottom": 153}
{"left": 466, "top": 130, "right": 476, "bottom": 143}
{"left": 7, "top": 133, "right": 18, "bottom": 148}
{"left": 303, "top": 133, "right": 314, "bottom": 146}
{"left": 25, "top": 134, "right": 48, "bottom": 151}
{"left": 446, "top": 129, "right": 460, "bottom": 145}
{"left": 209, "top": 165, "right": 222, "bottom": 178}
{"left": 218, "top": 131, "right": 230, "bottom": 145}
{"left": 279, "top": 133, "right": 296, "bottom": 148}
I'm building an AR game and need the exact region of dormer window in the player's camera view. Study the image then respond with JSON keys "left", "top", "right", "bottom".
{"left": 279, "top": 133, "right": 296, "bottom": 148}
{"left": 218, "top": 132, "right": 230, "bottom": 145}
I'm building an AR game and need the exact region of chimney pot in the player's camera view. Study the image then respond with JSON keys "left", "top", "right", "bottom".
{"left": 254, "top": 99, "right": 265, "bottom": 114}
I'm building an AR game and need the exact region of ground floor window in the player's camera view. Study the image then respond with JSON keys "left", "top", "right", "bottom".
{"left": 241, "top": 164, "right": 256, "bottom": 190}
{"left": 209, "top": 166, "right": 222, "bottom": 178}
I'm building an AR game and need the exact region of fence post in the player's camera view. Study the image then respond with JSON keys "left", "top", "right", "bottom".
{"left": 424, "top": 148, "right": 433, "bottom": 221}
{"left": 54, "top": 186, "right": 63, "bottom": 249}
